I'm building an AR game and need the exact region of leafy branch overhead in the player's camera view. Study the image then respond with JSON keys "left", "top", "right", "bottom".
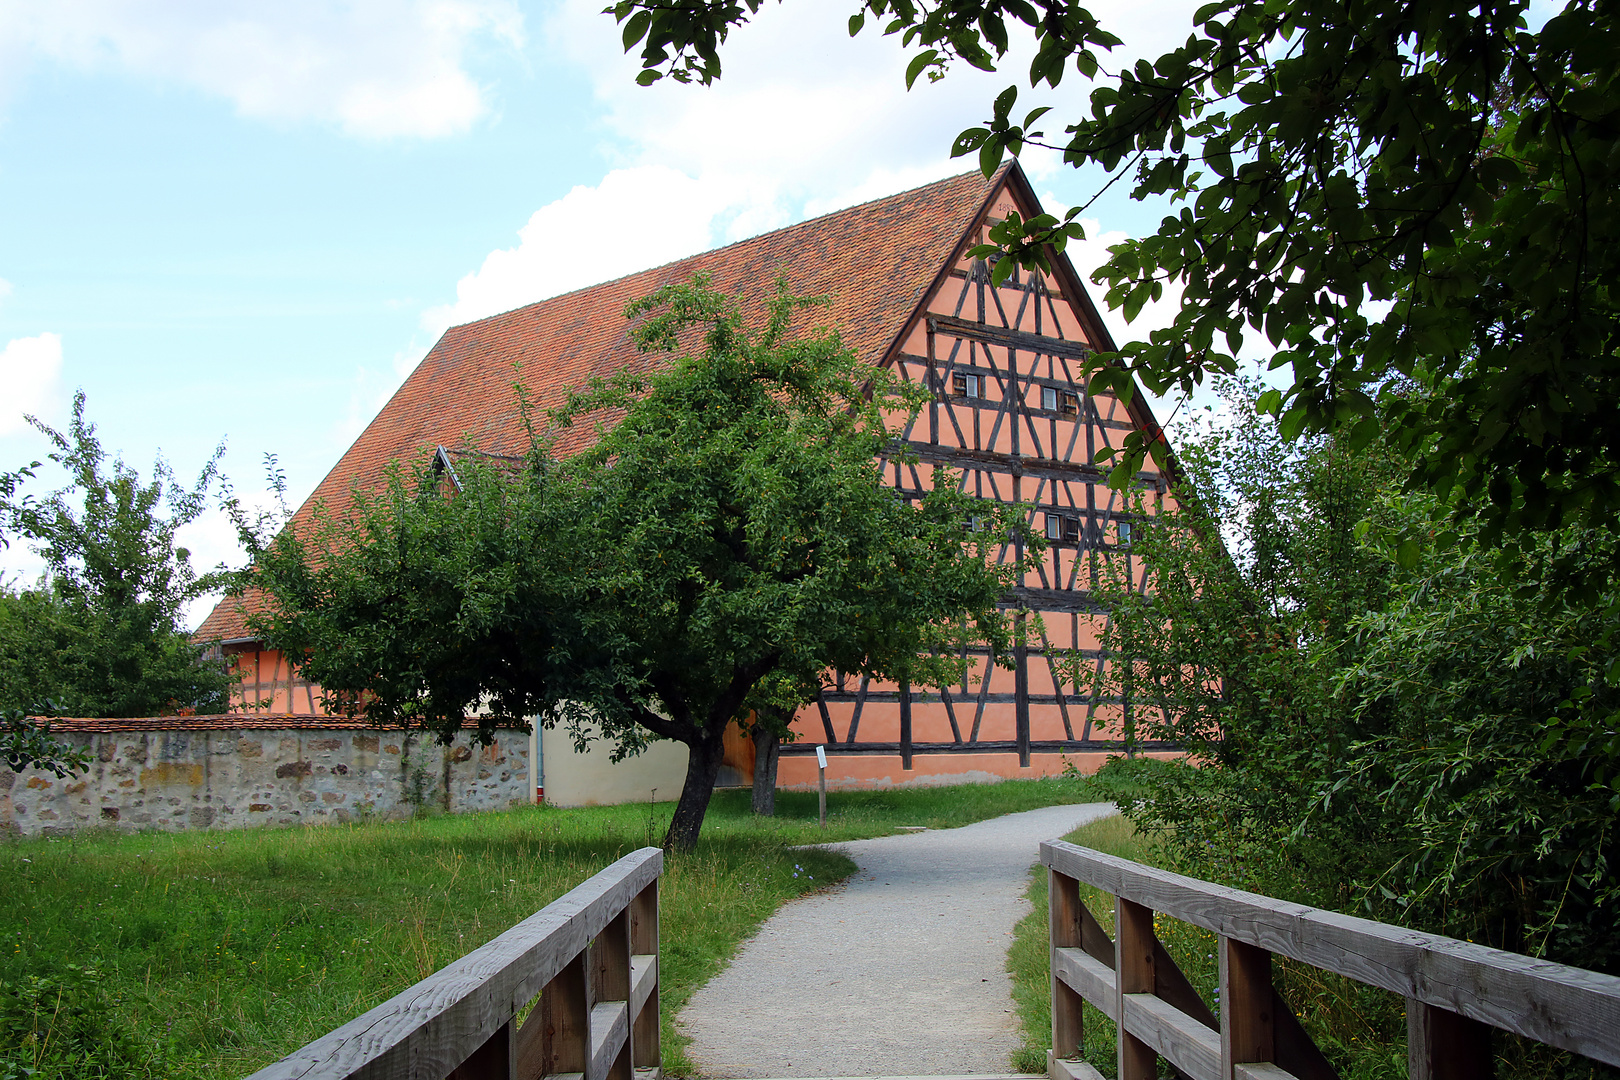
{"left": 609, "top": 0, "right": 1620, "bottom": 546}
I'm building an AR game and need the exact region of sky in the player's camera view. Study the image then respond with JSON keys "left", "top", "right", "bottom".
{"left": 0, "top": 0, "right": 1230, "bottom": 624}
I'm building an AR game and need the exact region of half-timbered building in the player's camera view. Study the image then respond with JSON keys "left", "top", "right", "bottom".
{"left": 197, "top": 162, "right": 1179, "bottom": 793}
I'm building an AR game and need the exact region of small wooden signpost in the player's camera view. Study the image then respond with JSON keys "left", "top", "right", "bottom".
{"left": 816, "top": 745, "right": 827, "bottom": 829}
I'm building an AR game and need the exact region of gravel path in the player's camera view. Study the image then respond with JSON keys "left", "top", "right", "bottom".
{"left": 679, "top": 802, "right": 1119, "bottom": 1078}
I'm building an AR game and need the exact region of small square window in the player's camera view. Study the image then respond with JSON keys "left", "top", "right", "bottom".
{"left": 953, "top": 372, "right": 983, "bottom": 398}
{"left": 1062, "top": 516, "right": 1081, "bottom": 543}
{"left": 1041, "top": 386, "right": 1058, "bottom": 411}
{"left": 1118, "top": 520, "right": 1133, "bottom": 545}
{"left": 1045, "top": 513, "right": 1062, "bottom": 540}
{"left": 1062, "top": 391, "right": 1081, "bottom": 416}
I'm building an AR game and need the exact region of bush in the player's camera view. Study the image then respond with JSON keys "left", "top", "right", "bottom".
{"left": 0, "top": 964, "right": 158, "bottom": 1079}
{"left": 1094, "top": 379, "right": 1620, "bottom": 978}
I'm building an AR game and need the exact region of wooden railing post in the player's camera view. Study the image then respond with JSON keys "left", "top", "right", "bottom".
{"left": 1049, "top": 869, "right": 1085, "bottom": 1067}
{"left": 536, "top": 952, "right": 589, "bottom": 1080}
{"left": 1115, "top": 896, "right": 1157, "bottom": 1080}
{"left": 1220, "top": 937, "right": 1274, "bottom": 1080}
{"left": 450, "top": 1021, "right": 515, "bottom": 1080}
{"left": 630, "top": 879, "right": 660, "bottom": 1075}
{"left": 1408, "top": 999, "right": 1493, "bottom": 1080}
{"left": 591, "top": 910, "right": 632, "bottom": 1080}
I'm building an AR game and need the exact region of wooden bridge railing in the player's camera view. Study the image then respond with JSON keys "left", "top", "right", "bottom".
{"left": 1042, "top": 840, "right": 1620, "bottom": 1080}
{"left": 247, "top": 847, "right": 663, "bottom": 1080}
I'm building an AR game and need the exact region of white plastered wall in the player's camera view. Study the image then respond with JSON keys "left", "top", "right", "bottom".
{"left": 539, "top": 723, "right": 690, "bottom": 808}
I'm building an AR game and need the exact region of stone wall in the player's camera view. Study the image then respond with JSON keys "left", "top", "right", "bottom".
{"left": 0, "top": 716, "right": 532, "bottom": 836}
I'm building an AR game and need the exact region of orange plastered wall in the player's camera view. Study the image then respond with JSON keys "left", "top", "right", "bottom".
{"left": 789, "top": 178, "right": 1179, "bottom": 777}
{"left": 223, "top": 644, "right": 328, "bottom": 715}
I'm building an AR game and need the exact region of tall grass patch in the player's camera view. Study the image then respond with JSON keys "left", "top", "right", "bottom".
{"left": 0, "top": 807, "right": 847, "bottom": 1078}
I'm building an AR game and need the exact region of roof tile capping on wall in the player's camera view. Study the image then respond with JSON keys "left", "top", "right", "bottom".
{"left": 1, "top": 716, "right": 531, "bottom": 835}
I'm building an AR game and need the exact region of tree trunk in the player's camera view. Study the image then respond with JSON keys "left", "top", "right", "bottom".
{"left": 663, "top": 729, "right": 726, "bottom": 852}
{"left": 751, "top": 724, "right": 780, "bottom": 816}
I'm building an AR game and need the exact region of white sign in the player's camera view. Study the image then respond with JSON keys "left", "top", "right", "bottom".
{"left": 816, "top": 745, "right": 828, "bottom": 770}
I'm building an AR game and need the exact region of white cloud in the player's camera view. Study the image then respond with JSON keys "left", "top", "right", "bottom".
{"left": 455, "top": 1, "right": 1211, "bottom": 327}
{"left": 553, "top": 0, "right": 1204, "bottom": 207}
{"left": 422, "top": 165, "right": 760, "bottom": 332}
{"left": 0, "top": 278, "right": 12, "bottom": 302}
{"left": 0, "top": 0, "right": 524, "bottom": 138}
{"left": 0, "top": 331, "right": 64, "bottom": 436}
{"left": 419, "top": 0, "right": 1212, "bottom": 398}
{"left": 550, "top": 0, "right": 1011, "bottom": 215}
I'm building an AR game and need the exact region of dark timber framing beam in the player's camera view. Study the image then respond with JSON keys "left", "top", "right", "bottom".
{"left": 896, "top": 441, "right": 1164, "bottom": 488}
{"left": 928, "top": 313, "right": 1095, "bottom": 362}
{"left": 781, "top": 740, "right": 1179, "bottom": 756}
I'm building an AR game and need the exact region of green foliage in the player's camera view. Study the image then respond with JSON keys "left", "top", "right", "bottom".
{"left": 609, "top": 0, "right": 1620, "bottom": 547}
{"left": 1326, "top": 539, "right": 1620, "bottom": 965}
{"left": 1093, "top": 381, "right": 1620, "bottom": 987}
{"left": 0, "top": 710, "right": 91, "bottom": 780}
{"left": 0, "top": 392, "right": 232, "bottom": 738}
{"left": 249, "top": 278, "right": 1038, "bottom": 849}
{"left": 0, "top": 963, "right": 155, "bottom": 1080}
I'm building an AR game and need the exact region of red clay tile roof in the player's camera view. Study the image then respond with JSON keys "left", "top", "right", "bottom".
{"left": 197, "top": 168, "right": 1006, "bottom": 643}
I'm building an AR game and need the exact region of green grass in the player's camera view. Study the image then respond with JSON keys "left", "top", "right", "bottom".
{"left": 0, "top": 774, "right": 1102, "bottom": 1079}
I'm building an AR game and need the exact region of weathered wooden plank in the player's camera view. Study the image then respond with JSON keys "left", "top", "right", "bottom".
{"left": 1232, "top": 1065, "right": 1299, "bottom": 1080}
{"left": 629, "top": 881, "right": 657, "bottom": 958}
{"left": 514, "top": 994, "right": 549, "bottom": 1080}
{"left": 901, "top": 440, "right": 1148, "bottom": 481}
{"left": 1001, "top": 587, "right": 1108, "bottom": 615}
{"left": 776, "top": 739, "right": 1178, "bottom": 756}
{"left": 246, "top": 848, "right": 662, "bottom": 1080}
{"left": 1043, "top": 1049, "right": 1108, "bottom": 1080}
{"left": 537, "top": 952, "right": 588, "bottom": 1080}
{"left": 1049, "top": 1054, "right": 1108, "bottom": 1080}
{"left": 629, "top": 956, "right": 656, "bottom": 1020}
{"left": 1123, "top": 993, "right": 1221, "bottom": 1080}
{"left": 819, "top": 690, "right": 1123, "bottom": 707}
{"left": 1154, "top": 938, "right": 1218, "bottom": 1033}
{"left": 1272, "top": 989, "right": 1340, "bottom": 1080}
{"left": 899, "top": 678, "right": 913, "bottom": 770}
{"left": 1053, "top": 946, "right": 1117, "bottom": 1020}
{"left": 586, "top": 1002, "right": 628, "bottom": 1080}
{"left": 1043, "top": 841, "right": 1620, "bottom": 1066}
